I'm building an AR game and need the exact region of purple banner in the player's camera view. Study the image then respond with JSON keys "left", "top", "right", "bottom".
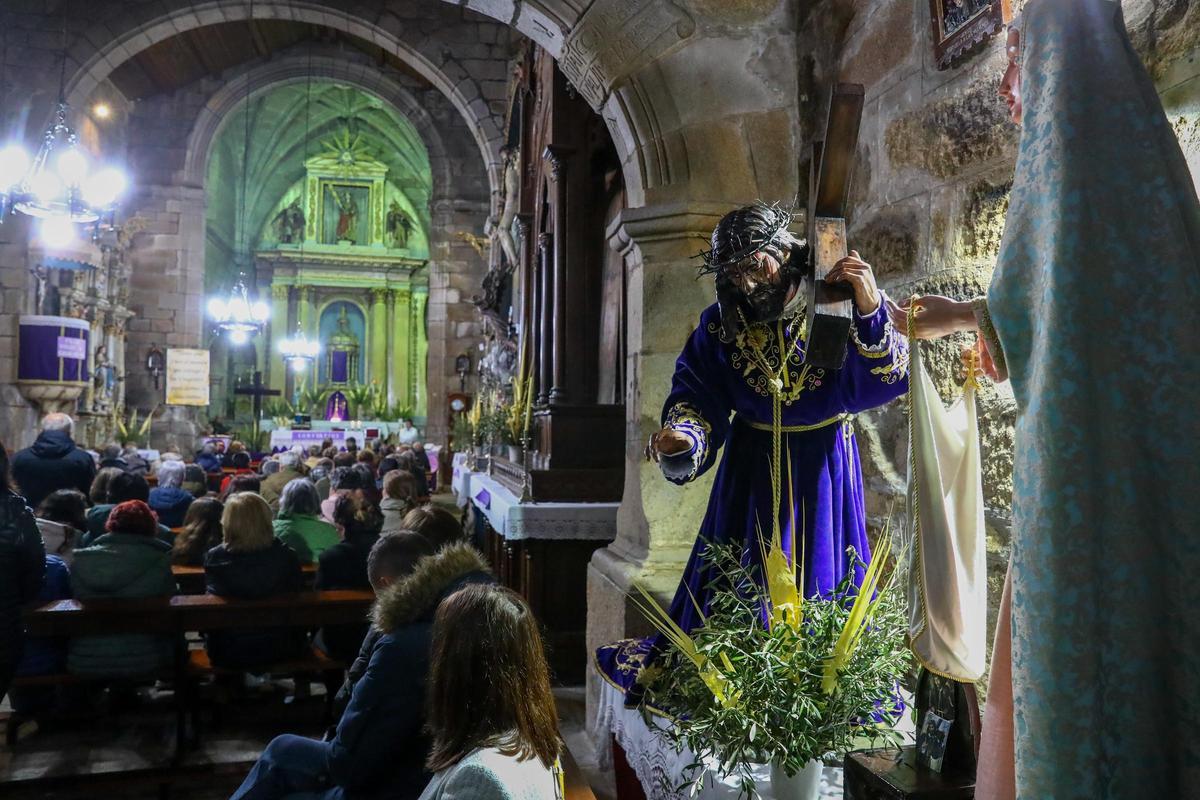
{"left": 291, "top": 431, "right": 345, "bottom": 442}
{"left": 331, "top": 350, "right": 349, "bottom": 383}
{"left": 18, "top": 316, "right": 89, "bottom": 383}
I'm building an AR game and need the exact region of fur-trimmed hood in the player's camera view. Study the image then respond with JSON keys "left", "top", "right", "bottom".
{"left": 372, "top": 542, "right": 491, "bottom": 633}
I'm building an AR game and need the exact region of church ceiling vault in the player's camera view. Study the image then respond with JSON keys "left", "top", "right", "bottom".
{"left": 204, "top": 81, "right": 433, "bottom": 293}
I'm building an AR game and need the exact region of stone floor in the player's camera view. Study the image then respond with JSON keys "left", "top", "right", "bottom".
{"left": 0, "top": 682, "right": 616, "bottom": 800}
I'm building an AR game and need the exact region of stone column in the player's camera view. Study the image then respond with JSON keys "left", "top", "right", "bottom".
{"left": 585, "top": 202, "right": 729, "bottom": 730}
{"left": 413, "top": 290, "right": 429, "bottom": 419}
{"left": 393, "top": 288, "right": 413, "bottom": 410}
{"left": 297, "top": 285, "right": 316, "bottom": 341}
{"left": 543, "top": 146, "right": 570, "bottom": 405}
{"left": 369, "top": 287, "right": 389, "bottom": 394}
{"left": 536, "top": 233, "right": 553, "bottom": 406}
{"left": 385, "top": 289, "right": 397, "bottom": 405}
{"left": 268, "top": 283, "right": 290, "bottom": 397}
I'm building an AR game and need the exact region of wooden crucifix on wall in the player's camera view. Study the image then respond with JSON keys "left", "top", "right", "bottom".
{"left": 803, "top": 82, "right": 865, "bottom": 371}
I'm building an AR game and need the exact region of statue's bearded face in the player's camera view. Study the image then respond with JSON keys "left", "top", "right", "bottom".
{"left": 718, "top": 245, "right": 797, "bottom": 325}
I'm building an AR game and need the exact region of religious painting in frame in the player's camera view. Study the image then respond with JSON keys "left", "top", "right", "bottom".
{"left": 929, "top": 0, "right": 1012, "bottom": 70}
{"left": 319, "top": 180, "right": 371, "bottom": 246}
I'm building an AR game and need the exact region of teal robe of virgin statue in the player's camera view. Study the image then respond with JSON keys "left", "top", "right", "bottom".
{"left": 988, "top": 1, "right": 1200, "bottom": 796}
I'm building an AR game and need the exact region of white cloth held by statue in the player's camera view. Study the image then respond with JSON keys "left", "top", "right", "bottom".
{"left": 906, "top": 339, "right": 987, "bottom": 683}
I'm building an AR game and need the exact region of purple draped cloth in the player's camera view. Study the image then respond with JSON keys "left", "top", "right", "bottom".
{"left": 325, "top": 391, "right": 348, "bottom": 421}
{"left": 596, "top": 296, "right": 909, "bottom": 700}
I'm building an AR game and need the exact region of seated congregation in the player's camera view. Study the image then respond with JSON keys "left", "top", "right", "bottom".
{"left": 0, "top": 413, "right": 564, "bottom": 800}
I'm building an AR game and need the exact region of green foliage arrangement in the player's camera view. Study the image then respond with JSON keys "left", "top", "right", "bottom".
{"left": 344, "top": 381, "right": 375, "bottom": 419}
{"left": 113, "top": 405, "right": 159, "bottom": 447}
{"left": 452, "top": 413, "right": 472, "bottom": 451}
{"left": 637, "top": 541, "right": 910, "bottom": 798}
{"left": 296, "top": 380, "right": 326, "bottom": 419}
{"left": 232, "top": 423, "right": 270, "bottom": 454}
{"left": 263, "top": 399, "right": 296, "bottom": 421}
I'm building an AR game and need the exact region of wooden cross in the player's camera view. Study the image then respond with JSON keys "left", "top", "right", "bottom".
{"left": 233, "top": 370, "right": 281, "bottom": 421}
{"left": 804, "top": 83, "right": 865, "bottom": 370}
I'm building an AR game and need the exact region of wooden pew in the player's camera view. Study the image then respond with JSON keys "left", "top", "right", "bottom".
{"left": 22, "top": 590, "right": 374, "bottom": 636}
{"left": 170, "top": 563, "right": 319, "bottom": 595}
{"left": 15, "top": 591, "right": 375, "bottom": 761}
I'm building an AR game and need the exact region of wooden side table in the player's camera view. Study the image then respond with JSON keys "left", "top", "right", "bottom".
{"left": 844, "top": 747, "right": 975, "bottom": 799}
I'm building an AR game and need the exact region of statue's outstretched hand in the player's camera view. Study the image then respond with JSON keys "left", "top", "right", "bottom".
{"left": 890, "top": 295, "right": 977, "bottom": 340}
{"left": 646, "top": 428, "right": 691, "bottom": 463}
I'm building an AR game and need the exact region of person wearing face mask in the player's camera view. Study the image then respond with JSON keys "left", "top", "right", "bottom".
{"left": 897, "top": 2, "right": 1200, "bottom": 797}
{"left": 596, "top": 201, "right": 910, "bottom": 703}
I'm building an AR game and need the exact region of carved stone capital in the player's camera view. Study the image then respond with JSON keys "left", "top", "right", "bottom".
{"left": 369, "top": 287, "right": 390, "bottom": 304}
{"left": 296, "top": 285, "right": 314, "bottom": 302}
{"left": 541, "top": 145, "right": 572, "bottom": 181}
{"left": 270, "top": 284, "right": 291, "bottom": 301}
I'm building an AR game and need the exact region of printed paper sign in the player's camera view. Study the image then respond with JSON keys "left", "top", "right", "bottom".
{"left": 57, "top": 336, "right": 86, "bottom": 360}
{"left": 166, "top": 348, "right": 211, "bottom": 406}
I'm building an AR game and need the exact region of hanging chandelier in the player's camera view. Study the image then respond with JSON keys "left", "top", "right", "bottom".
{"left": 5, "top": 103, "right": 127, "bottom": 224}
{"left": 0, "top": 10, "right": 128, "bottom": 246}
{"left": 279, "top": 327, "right": 320, "bottom": 371}
{"left": 207, "top": 278, "right": 270, "bottom": 345}
{"left": 207, "top": 0, "right": 269, "bottom": 345}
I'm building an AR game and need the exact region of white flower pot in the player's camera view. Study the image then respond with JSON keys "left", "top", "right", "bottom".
{"left": 768, "top": 759, "right": 822, "bottom": 800}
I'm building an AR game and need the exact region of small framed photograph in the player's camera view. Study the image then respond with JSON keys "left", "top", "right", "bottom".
{"left": 916, "top": 710, "right": 953, "bottom": 772}
{"left": 929, "top": 0, "right": 1013, "bottom": 70}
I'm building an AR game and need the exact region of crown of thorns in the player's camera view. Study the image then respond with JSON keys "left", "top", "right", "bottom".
{"left": 695, "top": 201, "right": 796, "bottom": 276}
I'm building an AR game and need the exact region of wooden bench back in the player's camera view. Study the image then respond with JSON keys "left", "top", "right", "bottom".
{"left": 23, "top": 590, "right": 375, "bottom": 637}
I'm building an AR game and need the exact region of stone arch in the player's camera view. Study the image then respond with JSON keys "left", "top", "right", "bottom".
{"left": 59, "top": 0, "right": 674, "bottom": 209}
{"left": 180, "top": 53, "right": 454, "bottom": 203}
{"left": 64, "top": 1, "right": 506, "bottom": 195}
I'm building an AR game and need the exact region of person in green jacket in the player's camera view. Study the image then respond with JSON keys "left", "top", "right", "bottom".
{"left": 69, "top": 500, "right": 178, "bottom": 677}
{"left": 273, "top": 478, "right": 339, "bottom": 564}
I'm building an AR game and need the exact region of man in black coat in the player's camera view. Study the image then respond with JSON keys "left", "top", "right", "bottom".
{"left": 0, "top": 464, "right": 46, "bottom": 700}
{"left": 13, "top": 414, "right": 96, "bottom": 510}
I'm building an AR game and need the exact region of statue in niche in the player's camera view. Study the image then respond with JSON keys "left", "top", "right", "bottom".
{"left": 333, "top": 190, "right": 359, "bottom": 244}
{"left": 93, "top": 343, "right": 116, "bottom": 409}
{"left": 386, "top": 201, "right": 412, "bottom": 249}
{"left": 272, "top": 198, "right": 305, "bottom": 244}
{"left": 485, "top": 145, "right": 521, "bottom": 267}
{"left": 29, "top": 266, "right": 61, "bottom": 315}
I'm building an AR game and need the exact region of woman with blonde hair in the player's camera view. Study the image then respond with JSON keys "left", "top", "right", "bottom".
{"left": 203, "top": 492, "right": 306, "bottom": 670}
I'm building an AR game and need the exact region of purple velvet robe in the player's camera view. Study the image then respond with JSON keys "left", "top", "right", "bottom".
{"left": 596, "top": 296, "right": 909, "bottom": 697}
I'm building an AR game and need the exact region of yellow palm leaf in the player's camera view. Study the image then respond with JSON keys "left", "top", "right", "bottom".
{"left": 822, "top": 522, "right": 893, "bottom": 695}
{"left": 632, "top": 584, "right": 738, "bottom": 708}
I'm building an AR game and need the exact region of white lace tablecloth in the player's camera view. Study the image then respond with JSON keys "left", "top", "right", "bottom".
{"left": 463, "top": 471, "right": 618, "bottom": 542}
{"left": 592, "top": 678, "right": 844, "bottom": 800}
{"left": 451, "top": 453, "right": 472, "bottom": 508}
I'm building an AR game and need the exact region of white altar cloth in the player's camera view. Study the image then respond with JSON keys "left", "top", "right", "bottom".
{"left": 592, "top": 678, "right": 845, "bottom": 800}
{"left": 456, "top": 469, "right": 618, "bottom": 542}
{"left": 451, "top": 453, "right": 472, "bottom": 508}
